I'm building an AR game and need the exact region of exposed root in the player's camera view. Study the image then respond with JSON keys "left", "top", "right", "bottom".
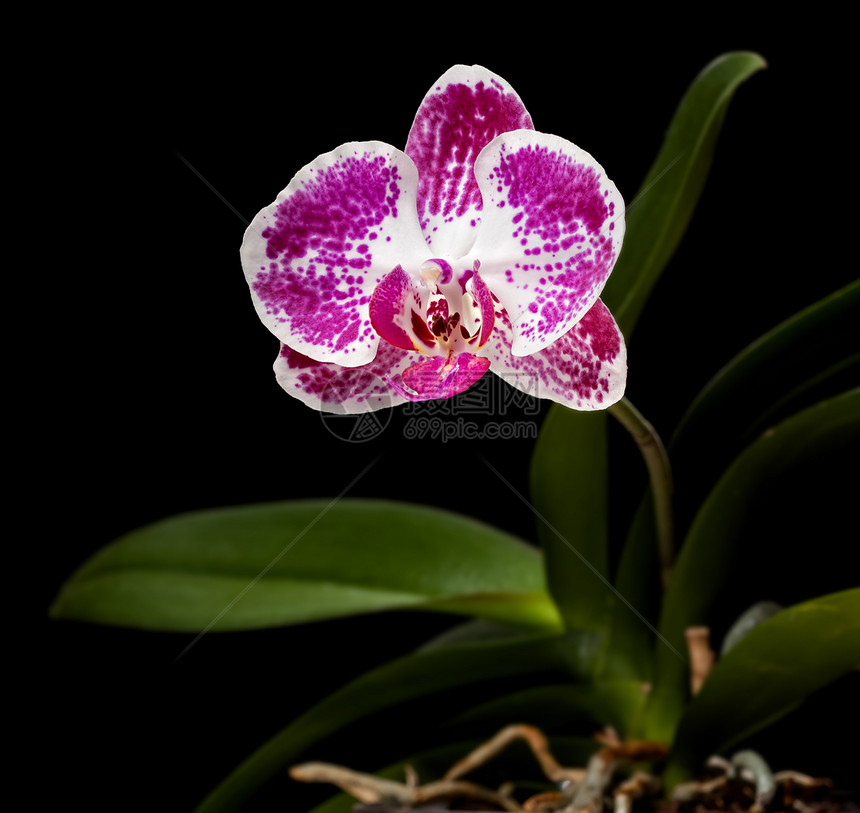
{"left": 612, "top": 771, "right": 662, "bottom": 813}
{"left": 772, "top": 770, "right": 834, "bottom": 789}
{"left": 290, "top": 726, "right": 848, "bottom": 812}
{"left": 289, "top": 762, "right": 413, "bottom": 806}
{"left": 290, "top": 760, "right": 521, "bottom": 810}
{"left": 290, "top": 723, "right": 615, "bottom": 811}
{"left": 522, "top": 790, "right": 565, "bottom": 811}
{"left": 443, "top": 724, "right": 586, "bottom": 786}
{"left": 563, "top": 739, "right": 668, "bottom": 812}
{"left": 671, "top": 757, "right": 841, "bottom": 813}
{"left": 684, "top": 625, "right": 715, "bottom": 695}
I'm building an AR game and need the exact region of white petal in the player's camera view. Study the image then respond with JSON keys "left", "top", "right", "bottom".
{"left": 406, "top": 65, "right": 534, "bottom": 258}
{"left": 273, "top": 342, "right": 415, "bottom": 413}
{"left": 241, "top": 142, "right": 428, "bottom": 367}
{"left": 470, "top": 130, "right": 625, "bottom": 356}
{"left": 485, "top": 299, "right": 627, "bottom": 410}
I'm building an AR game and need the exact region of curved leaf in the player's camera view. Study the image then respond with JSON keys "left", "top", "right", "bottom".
{"left": 664, "top": 588, "right": 860, "bottom": 787}
{"left": 194, "top": 630, "right": 600, "bottom": 812}
{"left": 50, "top": 499, "right": 562, "bottom": 632}
{"left": 601, "top": 496, "right": 663, "bottom": 682}
{"left": 444, "top": 680, "right": 649, "bottom": 738}
{"left": 417, "top": 618, "right": 536, "bottom": 651}
{"left": 601, "top": 51, "right": 767, "bottom": 339}
{"left": 530, "top": 51, "right": 765, "bottom": 652}
{"left": 529, "top": 408, "right": 613, "bottom": 636}
{"left": 720, "top": 600, "right": 783, "bottom": 655}
{"left": 606, "top": 281, "right": 860, "bottom": 684}
{"left": 669, "top": 279, "right": 860, "bottom": 527}
{"left": 639, "top": 389, "right": 860, "bottom": 743}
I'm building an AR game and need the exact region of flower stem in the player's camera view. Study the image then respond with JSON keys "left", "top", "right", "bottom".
{"left": 609, "top": 397, "right": 675, "bottom": 588}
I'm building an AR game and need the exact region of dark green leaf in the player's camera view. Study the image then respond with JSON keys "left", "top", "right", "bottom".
{"left": 529, "top": 408, "right": 614, "bottom": 636}
{"left": 601, "top": 51, "right": 767, "bottom": 340}
{"left": 444, "top": 680, "right": 649, "bottom": 738}
{"left": 664, "top": 589, "right": 860, "bottom": 787}
{"left": 600, "top": 496, "right": 663, "bottom": 682}
{"left": 417, "top": 618, "right": 539, "bottom": 651}
{"left": 669, "top": 279, "right": 860, "bottom": 523}
{"left": 194, "top": 630, "right": 600, "bottom": 812}
{"left": 638, "top": 390, "right": 860, "bottom": 743}
{"left": 533, "top": 52, "right": 766, "bottom": 653}
{"left": 720, "top": 600, "right": 783, "bottom": 656}
{"left": 50, "top": 499, "right": 562, "bottom": 632}
{"left": 606, "top": 282, "right": 860, "bottom": 685}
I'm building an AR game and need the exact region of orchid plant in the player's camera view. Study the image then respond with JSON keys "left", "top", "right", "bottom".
{"left": 52, "top": 56, "right": 859, "bottom": 813}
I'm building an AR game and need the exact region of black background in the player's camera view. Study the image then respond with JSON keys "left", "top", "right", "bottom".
{"left": 20, "top": 9, "right": 857, "bottom": 812}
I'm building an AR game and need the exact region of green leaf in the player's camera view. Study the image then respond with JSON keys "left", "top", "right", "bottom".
{"left": 601, "top": 51, "right": 767, "bottom": 340}
{"left": 194, "top": 630, "right": 600, "bottom": 812}
{"left": 669, "top": 279, "right": 860, "bottom": 519}
{"left": 601, "top": 496, "right": 663, "bottom": 682}
{"left": 445, "top": 680, "right": 649, "bottom": 738}
{"left": 720, "top": 600, "right": 783, "bottom": 656}
{"left": 605, "top": 281, "right": 860, "bottom": 685}
{"left": 664, "top": 588, "right": 860, "bottom": 787}
{"left": 532, "top": 51, "right": 766, "bottom": 650}
{"left": 417, "top": 617, "right": 536, "bottom": 651}
{"left": 638, "top": 389, "right": 860, "bottom": 743}
{"left": 529, "top": 408, "right": 614, "bottom": 636}
{"left": 50, "top": 499, "right": 562, "bottom": 632}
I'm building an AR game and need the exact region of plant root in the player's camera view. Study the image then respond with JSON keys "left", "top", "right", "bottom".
{"left": 684, "top": 625, "right": 715, "bottom": 695}
{"left": 290, "top": 760, "right": 521, "bottom": 810}
{"left": 562, "top": 738, "right": 668, "bottom": 812}
{"left": 290, "top": 728, "right": 849, "bottom": 812}
{"left": 443, "top": 724, "right": 586, "bottom": 786}
{"left": 612, "top": 771, "right": 662, "bottom": 813}
{"left": 670, "top": 751, "right": 843, "bottom": 813}
{"left": 291, "top": 724, "right": 668, "bottom": 812}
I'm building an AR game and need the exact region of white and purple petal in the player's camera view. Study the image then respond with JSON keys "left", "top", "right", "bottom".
{"left": 484, "top": 299, "right": 627, "bottom": 410}
{"left": 406, "top": 65, "right": 534, "bottom": 258}
{"left": 273, "top": 342, "right": 414, "bottom": 413}
{"left": 241, "top": 142, "right": 428, "bottom": 367}
{"left": 471, "top": 131, "right": 625, "bottom": 356}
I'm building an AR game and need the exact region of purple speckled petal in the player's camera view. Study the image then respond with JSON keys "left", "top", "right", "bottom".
{"left": 471, "top": 131, "right": 625, "bottom": 356}
{"left": 405, "top": 65, "right": 534, "bottom": 258}
{"left": 241, "top": 142, "right": 428, "bottom": 367}
{"left": 273, "top": 341, "right": 414, "bottom": 413}
{"left": 484, "top": 299, "right": 627, "bottom": 410}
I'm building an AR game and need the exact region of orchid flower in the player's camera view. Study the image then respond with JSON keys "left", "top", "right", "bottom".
{"left": 240, "top": 65, "right": 627, "bottom": 413}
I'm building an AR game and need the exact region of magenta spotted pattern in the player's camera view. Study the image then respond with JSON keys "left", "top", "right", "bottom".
{"left": 241, "top": 65, "right": 627, "bottom": 413}
{"left": 406, "top": 71, "right": 533, "bottom": 252}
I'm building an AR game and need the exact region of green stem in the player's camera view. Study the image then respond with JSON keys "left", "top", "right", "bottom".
{"left": 609, "top": 397, "right": 675, "bottom": 588}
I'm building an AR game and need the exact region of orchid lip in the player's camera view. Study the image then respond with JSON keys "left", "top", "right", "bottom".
{"left": 371, "top": 259, "right": 494, "bottom": 363}
{"left": 386, "top": 352, "right": 492, "bottom": 402}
